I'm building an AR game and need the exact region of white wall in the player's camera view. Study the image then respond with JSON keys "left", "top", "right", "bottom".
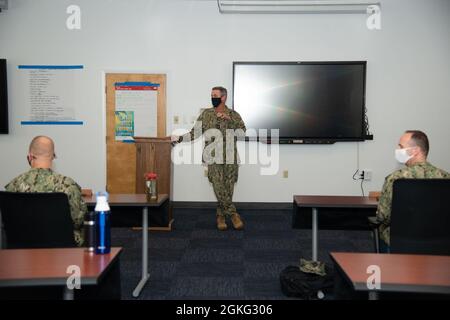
{"left": 0, "top": 0, "right": 449, "bottom": 202}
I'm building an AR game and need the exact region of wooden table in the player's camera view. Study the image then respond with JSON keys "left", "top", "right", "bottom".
{"left": 330, "top": 252, "right": 450, "bottom": 299}
{"left": 293, "top": 196, "right": 378, "bottom": 261}
{"left": 0, "top": 247, "right": 122, "bottom": 300}
{"left": 83, "top": 193, "right": 169, "bottom": 298}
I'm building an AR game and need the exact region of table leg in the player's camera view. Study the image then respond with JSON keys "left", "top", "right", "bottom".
{"left": 63, "top": 287, "right": 74, "bottom": 300}
{"left": 368, "top": 291, "right": 379, "bottom": 300}
{"left": 312, "top": 207, "right": 318, "bottom": 262}
{"left": 374, "top": 228, "right": 380, "bottom": 254}
{"left": 132, "top": 206, "right": 150, "bottom": 298}
{"left": 0, "top": 212, "right": 2, "bottom": 249}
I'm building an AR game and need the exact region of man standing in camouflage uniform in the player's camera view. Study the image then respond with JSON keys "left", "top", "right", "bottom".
{"left": 5, "top": 136, "right": 87, "bottom": 246}
{"left": 376, "top": 130, "right": 449, "bottom": 251}
{"left": 172, "top": 87, "right": 246, "bottom": 231}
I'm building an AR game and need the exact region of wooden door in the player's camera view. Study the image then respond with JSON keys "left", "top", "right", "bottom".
{"left": 105, "top": 73, "right": 167, "bottom": 194}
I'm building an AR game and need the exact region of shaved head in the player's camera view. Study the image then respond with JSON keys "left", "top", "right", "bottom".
{"left": 29, "top": 136, "right": 55, "bottom": 159}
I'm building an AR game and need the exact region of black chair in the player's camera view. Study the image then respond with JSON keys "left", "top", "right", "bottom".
{"left": 367, "top": 191, "right": 381, "bottom": 253}
{"left": 367, "top": 216, "right": 380, "bottom": 253}
{"left": 0, "top": 191, "right": 76, "bottom": 249}
{"left": 390, "top": 179, "right": 450, "bottom": 255}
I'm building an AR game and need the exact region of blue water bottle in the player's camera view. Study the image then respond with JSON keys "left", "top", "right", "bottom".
{"left": 95, "top": 191, "right": 111, "bottom": 254}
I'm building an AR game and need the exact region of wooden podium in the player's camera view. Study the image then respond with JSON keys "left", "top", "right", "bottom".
{"left": 134, "top": 137, "right": 173, "bottom": 230}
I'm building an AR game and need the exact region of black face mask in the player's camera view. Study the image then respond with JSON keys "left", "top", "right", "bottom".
{"left": 211, "top": 97, "right": 222, "bottom": 108}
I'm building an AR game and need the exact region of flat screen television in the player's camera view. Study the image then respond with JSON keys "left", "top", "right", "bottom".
{"left": 0, "top": 59, "right": 8, "bottom": 134}
{"left": 232, "top": 61, "right": 369, "bottom": 144}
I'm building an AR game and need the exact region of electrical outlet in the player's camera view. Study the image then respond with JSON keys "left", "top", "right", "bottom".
{"left": 362, "top": 169, "right": 372, "bottom": 181}
{"left": 283, "top": 170, "right": 288, "bottom": 178}
{"left": 173, "top": 115, "right": 179, "bottom": 124}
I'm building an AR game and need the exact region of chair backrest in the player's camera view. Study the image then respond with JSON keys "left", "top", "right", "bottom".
{"left": 0, "top": 191, "right": 76, "bottom": 249}
{"left": 390, "top": 179, "right": 450, "bottom": 255}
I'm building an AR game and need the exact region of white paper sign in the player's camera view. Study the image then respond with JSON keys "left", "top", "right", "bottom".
{"left": 18, "top": 65, "right": 83, "bottom": 125}
{"left": 114, "top": 82, "right": 159, "bottom": 140}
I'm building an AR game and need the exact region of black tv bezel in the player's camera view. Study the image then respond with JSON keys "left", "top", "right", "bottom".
{"left": 0, "top": 59, "right": 8, "bottom": 134}
{"left": 232, "top": 61, "right": 368, "bottom": 144}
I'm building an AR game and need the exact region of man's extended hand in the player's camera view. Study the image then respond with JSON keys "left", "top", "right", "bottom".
{"left": 171, "top": 135, "right": 180, "bottom": 143}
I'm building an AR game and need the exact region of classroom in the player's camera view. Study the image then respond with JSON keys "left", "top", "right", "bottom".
{"left": 0, "top": 0, "right": 449, "bottom": 304}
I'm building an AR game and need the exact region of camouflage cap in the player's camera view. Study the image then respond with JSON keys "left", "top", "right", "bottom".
{"left": 299, "top": 258, "right": 326, "bottom": 276}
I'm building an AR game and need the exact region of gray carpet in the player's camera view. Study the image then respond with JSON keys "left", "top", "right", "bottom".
{"left": 111, "top": 208, "right": 374, "bottom": 300}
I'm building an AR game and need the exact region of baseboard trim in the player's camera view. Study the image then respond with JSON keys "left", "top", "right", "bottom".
{"left": 172, "top": 201, "right": 292, "bottom": 210}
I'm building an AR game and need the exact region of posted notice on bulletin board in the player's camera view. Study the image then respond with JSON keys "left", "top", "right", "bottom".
{"left": 18, "top": 65, "right": 84, "bottom": 125}
{"left": 114, "top": 82, "right": 159, "bottom": 141}
{"left": 114, "top": 111, "right": 134, "bottom": 141}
